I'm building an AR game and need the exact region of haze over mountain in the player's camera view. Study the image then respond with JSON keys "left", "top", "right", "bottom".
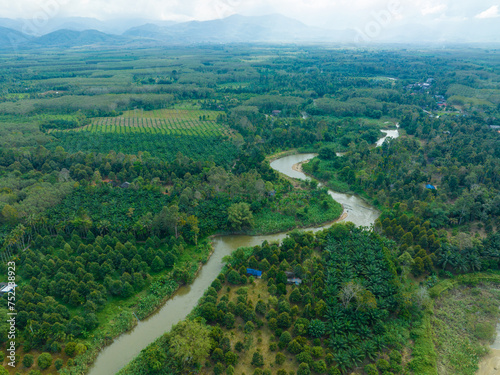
{"left": 123, "top": 14, "right": 353, "bottom": 43}
{"left": 0, "top": 17, "right": 176, "bottom": 36}
{"left": 0, "top": 13, "right": 498, "bottom": 50}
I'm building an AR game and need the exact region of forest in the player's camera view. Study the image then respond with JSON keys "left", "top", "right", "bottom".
{"left": 0, "top": 45, "right": 498, "bottom": 375}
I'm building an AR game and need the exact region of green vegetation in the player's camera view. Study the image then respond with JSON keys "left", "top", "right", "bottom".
{"left": 121, "top": 226, "right": 422, "bottom": 374}
{"left": 432, "top": 284, "right": 500, "bottom": 374}
{"left": 0, "top": 44, "right": 499, "bottom": 374}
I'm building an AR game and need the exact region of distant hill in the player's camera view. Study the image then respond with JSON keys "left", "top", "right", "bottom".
{"left": 124, "top": 14, "right": 354, "bottom": 43}
{"left": 30, "top": 29, "right": 127, "bottom": 47}
{"left": 0, "top": 26, "right": 31, "bottom": 50}
{"left": 0, "top": 13, "right": 498, "bottom": 48}
{"left": 0, "top": 17, "right": 178, "bottom": 36}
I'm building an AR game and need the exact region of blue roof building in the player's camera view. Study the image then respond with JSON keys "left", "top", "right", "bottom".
{"left": 425, "top": 184, "right": 436, "bottom": 190}
{"left": 246, "top": 268, "right": 262, "bottom": 278}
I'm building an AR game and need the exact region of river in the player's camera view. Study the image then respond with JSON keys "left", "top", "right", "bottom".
{"left": 375, "top": 124, "right": 400, "bottom": 147}
{"left": 88, "top": 141, "right": 393, "bottom": 374}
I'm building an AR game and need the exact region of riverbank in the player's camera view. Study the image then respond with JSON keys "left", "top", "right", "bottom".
{"left": 89, "top": 152, "right": 380, "bottom": 374}
{"left": 291, "top": 157, "right": 381, "bottom": 223}
{"left": 477, "top": 349, "right": 500, "bottom": 375}
{"left": 63, "top": 240, "right": 214, "bottom": 375}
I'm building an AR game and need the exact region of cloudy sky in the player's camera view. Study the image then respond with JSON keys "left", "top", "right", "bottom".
{"left": 0, "top": 0, "right": 499, "bottom": 32}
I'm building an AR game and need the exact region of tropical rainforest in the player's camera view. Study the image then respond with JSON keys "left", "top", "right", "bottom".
{"left": 0, "top": 45, "right": 498, "bottom": 375}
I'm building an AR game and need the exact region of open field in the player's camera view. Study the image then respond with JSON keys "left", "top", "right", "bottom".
{"left": 72, "top": 109, "right": 232, "bottom": 137}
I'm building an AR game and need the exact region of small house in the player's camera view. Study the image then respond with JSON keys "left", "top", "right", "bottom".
{"left": 425, "top": 184, "right": 436, "bottom": 190}
{"left": 287, "top": 277, "right": 302, "bottom": 285}
{"left": 246, "top": 268, "right": 262, "bottom": 278}
{"left": 285, "top": 272, "right": 302, "bottom": 285}
{"left": 120, "top": 182, "right": 131, "bottom": 189}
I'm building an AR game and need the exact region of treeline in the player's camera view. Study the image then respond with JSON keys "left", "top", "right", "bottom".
{"left": 226, "top": 111, "right": 384, "bottom": 154}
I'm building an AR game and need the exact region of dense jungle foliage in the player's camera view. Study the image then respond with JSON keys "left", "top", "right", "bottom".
{"left": 0, "top": 45, "right": 498, "bottom": 374}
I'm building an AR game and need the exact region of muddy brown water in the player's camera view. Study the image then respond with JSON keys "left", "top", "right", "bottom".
{"left": 88, "top": 150, "right": 386, "bottom": 375}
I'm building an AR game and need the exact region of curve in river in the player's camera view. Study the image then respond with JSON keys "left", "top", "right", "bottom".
{"left": 375, "top": 124, "right": 400, "bottom": 147}
{"left": 88, "top": 153, "right": 382, "bottom": 375}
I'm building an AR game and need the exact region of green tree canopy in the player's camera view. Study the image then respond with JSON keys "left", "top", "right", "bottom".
{"left": 170, "top": 320, "right": 211, "bottom": 366}
{"left": 228, "top": 202, "right": 253, "bottom": 230}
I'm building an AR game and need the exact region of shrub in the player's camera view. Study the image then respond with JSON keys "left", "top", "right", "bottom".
{"left": 54, "top": 359, "right": 64, "bottom": 370}
{"left": 244, "top": 321, "right": 256, "bottom": 333}
{"left": 211, "top": 279, "right": 222, "bottom": 291}
{"left": 297, "top": 363, "right": 311, "bottom": 375}
{"left": 268, "top": 318, "right": 278, "bottom": 331}
{"left": 277, "top": 370, "right": 288, "bottom": 375}
{"left": 376, "top": 359, "right": 391, "bottom": 372}
{"left": 296, "top": 352, "right": 313, "bottom": 366}
{"left": 269, "top": 342, "right": 278, "bottom": 351}
{"left": 277, "top": 312, "right": 291, "bottom": 329}
{"left": 256, "top": 300, "right": 267, "bottom": 315}
{"left": 64, "top": 342, "right": 77, "bottom": 357}
{"left": 37, "top": 353, "right": 52, "bottom": 370}
{"left": 312, "top": 360, "right": 327, "bottom": 374}
{"left": 251, "top": 352, "right": 264, "bottom": 367}
{"left": 253, "top": 369, "right": 263, "bottom": 375}
{"left": 327, "top": 367, "right": 341, "bottom": 375}
{"left": 364, "top": 364, "right": 379, "bottom": 375}
{"left": 279, "top": 331, "right": 292, "bottom": 349}
{"left": 389, "top": 349, "right": 402, "bottom": 365}
{"left": 227, "top": 269, "right": 241, "bottom": 284}
{"left": 311, "top": 346, "right": 324, "bottom": 358}
{"left": 289, "top": 289, "right": 302, "bottom": 304}
{"left": 325, "top": 353, "right": 334, "bottom": 365}
{"left": 47, "top": 341, "right": 59, "bottom": 353}
{"left": 224, "top": 313, "right": 236, "bottom": 329}
{"left": 75, "top": 343, "right": 87, "bottom": 356}
{"left": 391, "top": 364, "right": 403, "bottom": 373}
{"left": 212, "top": 348, "right": 224, "bottom": 362}
{"left": 235, "top": 341, "right": 244, "bottom": 352}
{"left": 214, "top": 362, "right": 225, "bottom": 375}
{"left": 225, "top": 351, "right": 238, "bottom": 366}
{"left": 288, "top": 339, "right": 303, "bottom": 354}
{"left": 23, "top": 354, "right": 34, "bottom": 368}
{"left": 276, "top": 352, "right": 286, "bottom": 365}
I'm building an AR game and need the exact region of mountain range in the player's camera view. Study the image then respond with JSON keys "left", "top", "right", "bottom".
{"left": 0, "top": 13, "right": 498, "bottom": 50}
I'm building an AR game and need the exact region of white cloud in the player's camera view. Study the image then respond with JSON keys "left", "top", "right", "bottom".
{"left": 421, "top": 4, "right": 447, "bottom": 16}
{"left": 475, "top": 5, "right": 500, "bottom": 18}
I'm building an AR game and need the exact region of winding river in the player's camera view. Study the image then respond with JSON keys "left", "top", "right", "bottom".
{"left": 88, "top": 132, "right": 398, "bottom": 374}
